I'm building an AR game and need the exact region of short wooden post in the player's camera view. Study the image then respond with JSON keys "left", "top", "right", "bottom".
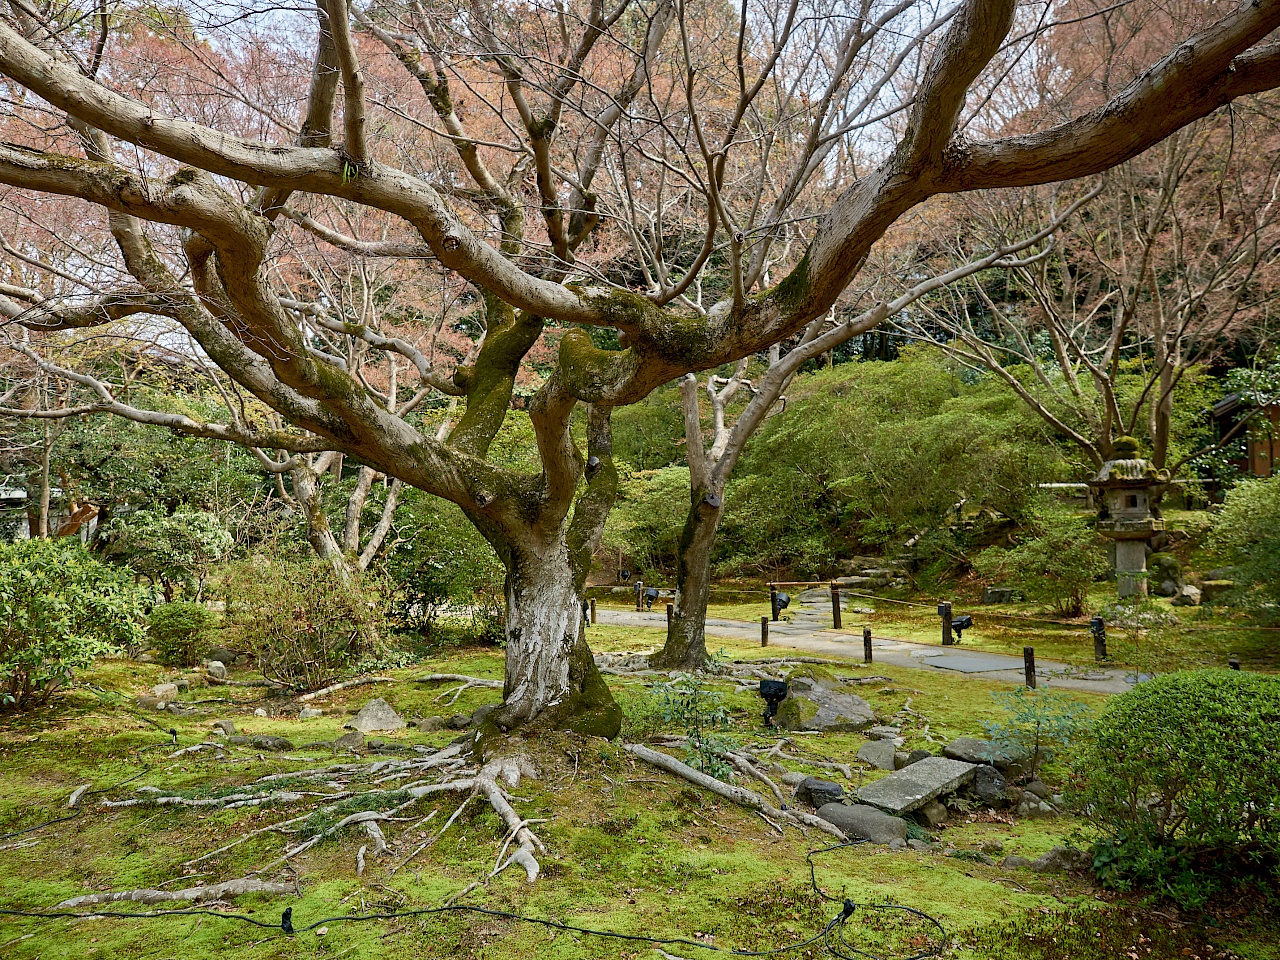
{"left": 770, "top": 584, "right": 780, "bottom": 622}
{"left": 666, "top": 602, "right": 673, "bottom": 624}
{"left": 830, "top": 583, "right": 842, "bottom": 630}
{"left": 863, "top": 626, "right": 872, "bottom": 664}
{"left": 1090, "top": 616, "right": 1107, "bottom": 662}
{"left": 1229, "top": 655, "right": 1241, "bottom": 671}
{"left": 589, "top": 598, "right": 597, "bottom": 625}
{"left": 761, "top": 616, "right": 769, "bottom": 647}
{"left": 940, "top": 601, "right": 953, "bottom": 646}
{"left": 1024, "top": 646, "right": 1037, "bottom": 689}
{"left": 635, "top": 580, "right": 643, "bottom": 612}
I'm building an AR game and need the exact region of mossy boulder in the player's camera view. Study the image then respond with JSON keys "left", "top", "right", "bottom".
{"left": 775, "top": 666, "right": 875, "bottom": 733}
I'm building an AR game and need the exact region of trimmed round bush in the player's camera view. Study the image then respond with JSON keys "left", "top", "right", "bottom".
{"left": 1073, "top": 670, "right": 1280, "bottom": 902}
{"left": 147, "top": 601, "right": 217, "bottom": 667}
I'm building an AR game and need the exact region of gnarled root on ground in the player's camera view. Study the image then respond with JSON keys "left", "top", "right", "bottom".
{"left": 54, "top": 878, "right": 294, "bottom": 909}
{"left": 624, "top": 743, "right": 846, "bottom": 842}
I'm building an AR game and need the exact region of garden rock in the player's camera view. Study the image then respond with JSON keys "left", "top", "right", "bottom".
{"left": 815, "top": 803, "right": 908, "bottom": 845}
{"left": 962, "top": 764, "right": 1008, "bottom": 808}
{"left": 253, "top": 708, "right": 268, "bottom": 717}
{"left": 999, "top": 855, "right": 1034, "bottom": 870}
{"left": 780, "top": 771, "right": 807, "bottom": 787}
{"left": 446, "top": 714, "right": 471, "bottom": 730}
{"left": 867, "top": 725, "right": 902, "bottom": 741}
{"left": 942, "top": 736, "right": 1029, "bottom": 770}
{"left": 211, "top": 719, "right": 236, "bottom": 736}
{"left": 1017, "top": 798, "right": 1057, "bottom": 818}
{"left": 410, "top": 716, "right": 449, "bottom": 731}
{"left": 334, "top": 731, "right": 364, "bottom": 752}
{"left": 1200, "top": 580, "right": 1235, "bottom": 604}
{"left": 206, "top": 660, "right": 227, "bottom": 680}
{"left": 135, "top": 696, "right": 165, "bottom": 711}
{"left": 299, "top": 708, "right": 323, "bottom": 720}
{"left": 854, "top": 757, "right": 977, "bottom": 815}
{"left": 906, "top": 839, "right": 933, "bottom": 852}
{"left": 916, "top": 799, "right": 948, "bottom": 828}
{"left": 1029, "top": 846, "right": 1091, "bottom": 874}
{"left": 794, "top": 777, "right": 845, "bottom": 808}
{"left": 904, "top": 749, "right": 933, "bottom": 766}
{"left": 980, "top": 839, "right": 1004, "bottom": 857}
{"left": 345, "top": 698, "right": 406, "bottom": 734}
{"left": 1172, "top": 584, "right": 1201, "bottom": 607}
{"left": 893, "top": 752, "right": 911, "bottom": 770}
{"left": 887, "top": 838, "right": 907, "bottom": 851}
{"left": 152, "top": 683, "right": 179, "bottom": 700}
{"left": 173, "top": 679, "right": 190, "bottom": 693}
{"left": 228, "top": 735, "right": 294, "bottom": 751}
{"left": 470, "top": 704, "right": 497, "bottom": 727}
{"left": 774, "top": 667, "right": 875, "bottom": 733}
{"left": 856, "top": 740, "right": 898, "bottom": 770}
{"left": 1024, "top": 780, "right": 1051, "bottom": 800}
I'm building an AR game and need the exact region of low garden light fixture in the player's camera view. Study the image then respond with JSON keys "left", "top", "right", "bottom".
{"left": 758, "top": 679, "right": 788, "bottom": 725}
{"left": 951, "top": 614, "right": 973, "bottom": 641}
{"left": 776, "top": 591, "right": 790, "bottom": 611}
{"left": 643, "top": 587, "right": 660, "bottom": 610}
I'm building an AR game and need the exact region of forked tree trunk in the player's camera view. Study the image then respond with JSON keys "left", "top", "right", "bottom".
{"left": 494, "top": 537, "right": 620, "bottom": 739}
{"left": 651, "top": 491, "right": 723, "bottom": 671}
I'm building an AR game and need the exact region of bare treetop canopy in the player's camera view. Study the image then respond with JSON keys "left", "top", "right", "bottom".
{"left": 1, "top": 0, "right": 1278, "bottom": 736}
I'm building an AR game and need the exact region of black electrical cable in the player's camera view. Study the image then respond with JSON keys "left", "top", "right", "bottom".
{"left": 805, "top": 841, "right": 948, "bottom": 960}
{"left": 0, "top": 842, "right": 948, "bottom": 960}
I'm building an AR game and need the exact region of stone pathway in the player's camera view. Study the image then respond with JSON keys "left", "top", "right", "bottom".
{"left": 593, "top": 589, "right": 1135, "bottom": 694}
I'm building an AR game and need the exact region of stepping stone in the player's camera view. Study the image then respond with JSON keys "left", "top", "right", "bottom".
{"left": 854, "top": 757, "right": 977, "bottom": 815}
{"left": 917, "top": 653, "right": 1025, "bottom": 674}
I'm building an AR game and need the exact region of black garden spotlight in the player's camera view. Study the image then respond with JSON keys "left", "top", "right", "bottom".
{"left": 951, "top": 614, "right": 973, "bottom": 642}
{"left": 643, "top": 587, "right": 660, "bottom": 611}
{"left": 775, "top": 591, "right": 791, "bottom": 612}
{"left": 758, "top": 679, "right": 789, "bottom": 725}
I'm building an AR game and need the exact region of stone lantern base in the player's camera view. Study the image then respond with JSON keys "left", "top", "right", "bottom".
{"left": 1114, "top": 539, "right": 1148, "bottom": 598}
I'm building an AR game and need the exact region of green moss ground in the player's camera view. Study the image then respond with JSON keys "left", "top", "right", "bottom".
{"left": 0, "top": 645, "right": 1274, "bottom": 959}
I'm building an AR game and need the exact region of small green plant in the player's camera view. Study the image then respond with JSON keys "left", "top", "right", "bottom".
{"left": 973, "top": 505, "right": 1109, "bottom": 617}
{"left": 1072, "top": 670, "right": 1280, "bottom": 906}
{"left": 147, "top": 601, "right": 217, "bottom": 666}
{"left": 651, "top": 673, "right": 735, "bottom": 779}
{"left": 982, "top": 687, "right": 1092, "bottom": 779}
{"left": 103, "top": 510, "right": 233, "bottom": 601}
{"left": 0, "top": 539, "right": 146, "bottom": 710}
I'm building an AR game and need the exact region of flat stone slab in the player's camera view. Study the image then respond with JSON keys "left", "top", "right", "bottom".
{"left": 916, "top": 653, "right": 1026, "bottom": 674}
{"left": 855, "top": 757, "right": 977, "bottom": 815}
{"left": 857, "top": 740, "right": 898, "bottom": 770}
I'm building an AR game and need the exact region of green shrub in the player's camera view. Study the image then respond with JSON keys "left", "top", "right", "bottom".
{"left": 1209, "top": 474, "right": 1280, "bottom": 619}
{"left": 0, "top": 539, "right": 145, "bottom": 710}
{"left": 147, "top": 601, "right": 217, "bottom": 666}
{"left": 382, "top": 494, "right": 505, "bottom": 643}
{"left": 974, "top": 506, "right": 1108, "bottom": 617}
{"left": 1073, "top": 670, "right": 1280, "bottom": 905}
{"left": 221, "top": 558, "right": 386, "bottom": 690}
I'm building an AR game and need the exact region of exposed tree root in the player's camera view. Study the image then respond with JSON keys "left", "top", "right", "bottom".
{"left": 415, "top": 674, "right": 504, "bottom": 706}
{"left": 297, "top": 677, "right": 396, "bottom": 702}
{"left": 204, "top": 676, "right": 287, "bottom": 689}
{"left": 624, "top": 744, "right": 846, "bottom": 841}
{"left": 101, "top": 790, "right": 320, "bottom": 810}
{"left": 54, "top": 878, "right": 294, "bottom": 909}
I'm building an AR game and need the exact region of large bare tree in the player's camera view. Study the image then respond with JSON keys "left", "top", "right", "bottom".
{"left": 1, "top": 0, "right": 1278, "bottom": 737}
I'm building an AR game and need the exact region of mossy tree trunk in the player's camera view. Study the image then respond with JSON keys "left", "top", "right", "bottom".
{"left": 651, "top": 485, "right": 723, "bottom": 671}
{"left": 495, "top": 535, "right": 620, "bottom": 737}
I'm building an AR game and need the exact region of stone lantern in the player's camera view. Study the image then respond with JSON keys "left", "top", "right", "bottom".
{"left": 1088, "top": 437, "right": 1167, "bottom": 598}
